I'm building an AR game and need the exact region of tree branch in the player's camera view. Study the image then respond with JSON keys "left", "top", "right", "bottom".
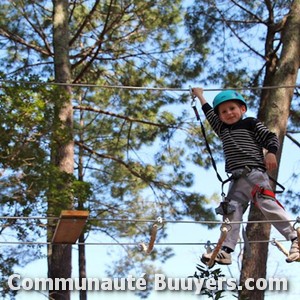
{"left": 19, "top": 3, "right": 52, "bottom": 55}
{"left": 286, "top": 132, "right": 300, "bottom": 148}
{"left": 74, "top": 141, "right": 183, "bottom": 195}
{"left": 69, "top": 0, "right": 101, "bottom": 47}
{"left": 73, "top": 105, "right": 178, "bottom": 128}
{"left": 214, "top": 5, "right": 265, "bottom": 60}
{"left": 229, "top": 0, "right": 266, "bottom": 24}
{"left": 0, "top": 27, "right": 51, "bottom": 56}
{"left": 73, "top": 0, "right": 115, "bottom": 82}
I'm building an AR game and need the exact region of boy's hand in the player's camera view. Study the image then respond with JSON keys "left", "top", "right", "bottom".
{"left": 192, "top": 87, "right": 207, "bottom": 106}
{"left": 264, "top": 152, "right": 278, "bottom": 171}
{"left": 192, "top": 87, "right": 203, "bottom": 98}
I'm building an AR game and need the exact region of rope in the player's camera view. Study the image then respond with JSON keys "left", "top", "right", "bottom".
{"left": 190, "top": 88, "right": 224, "bottom": 183}
{"left": 0, "top": 79, "right": 299, "bottom": 91}
{"left": 0, "top": 239, "right": 289, "bottom": 246}
{"left": 207, "top": 226, "right": 228, "bottom": 267}
{"left": 0, "top": 216, "right": 297, "bottom": 225}
{"left": 0, "top": 216, "right": 58, "bottom": 220}
{"left": 96, "top": 218, "right": 298, "bottom": 225}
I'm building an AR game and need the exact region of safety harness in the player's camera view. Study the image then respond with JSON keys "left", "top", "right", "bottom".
{"left": 190, "top": 88, "right": 285, "bottom": 215}
{"left": 190, "top": 89, "right": 289, "bottom": 264}
{"left": 251, "top": 182, "right": 284, "bottom": 207}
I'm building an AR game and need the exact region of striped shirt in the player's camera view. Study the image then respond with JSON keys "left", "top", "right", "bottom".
{"left": 202, "top": 103, "right": 279, "bottom": 173}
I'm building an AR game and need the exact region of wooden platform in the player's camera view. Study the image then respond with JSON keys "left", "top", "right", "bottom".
{"left": 52, "top": 210, "right": 89, "bottom": 244}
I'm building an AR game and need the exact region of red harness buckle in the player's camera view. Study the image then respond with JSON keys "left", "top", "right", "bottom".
{"left": 251, "top": 185, "right": 275, "bottom": 198}
{"left": 251, "top": 184, "right": 285, "bottom": 210}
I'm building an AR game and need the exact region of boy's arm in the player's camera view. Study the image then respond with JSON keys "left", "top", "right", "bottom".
{"left": 192, "top": 87, "right": 223, "bottom": 136}
{"left": 192, "top": 87, "right": 207, "bottom": 106}
{"left": 253, "top": 119, "right": 279, "bottom": 171}
{"left": 264, "top": 152, "right": 278, "bottom": 171}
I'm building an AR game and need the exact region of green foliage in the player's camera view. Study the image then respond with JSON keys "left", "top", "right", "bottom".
{"left": 185, "top": 2, "right": 300, "bottom": 299}
{"left": 282, "top": 189, "right": 300, "bottom": 215}
{"left": 184, "top": 0, "right": 297, "bottom": 107}
{"left": 192, "top": 263, "right": 228, "bottom": 299}
{"left": 0, "top": 78, "right": 52, "bottom": 167}
{"left": 0, "top": 0, "right": 224, "bottom": 297}
{"left": 185, "top": 0, "right": 300, "bottom": 211}
{"left": 0, "top": 77, "right": 86, "bottom": 297}
{"left": 1, "top": 1, "right": 297, "bottom": 299}
{"left": 0, "top": 254, "right": 18, "bottom": 298}
{"left": 185, "top": 120, "right": 223, "bottom": 169}
{"left": 183, "top": 193, "right": 216, "bottom": 228}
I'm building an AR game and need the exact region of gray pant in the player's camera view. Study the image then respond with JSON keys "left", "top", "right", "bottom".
{"left": 222, "top": 168, "right": 296, "bottom": 250}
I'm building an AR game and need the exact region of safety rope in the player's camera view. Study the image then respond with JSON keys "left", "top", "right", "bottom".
{"left": 206, "top": 221, "right": 231, "bottom": 267}
{"left": 190, "top": 88, "right": 224, "bottom": 183}
{"left": 0, "top": 216, "right": 297, "bottom": 225}
{"left": 0, "top": 239, "right": 289, "bottom": 246}
{"left": 0, "top": 78, "right": 299, "bottom": 91}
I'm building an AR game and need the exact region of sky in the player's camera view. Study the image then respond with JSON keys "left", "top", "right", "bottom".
{"left": 12, "top": 89, "right": 300, "bottom": 300}
{"left": 0, "top": 1, "right": 299, "bottom": 299}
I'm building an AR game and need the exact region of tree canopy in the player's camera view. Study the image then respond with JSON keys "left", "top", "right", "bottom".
{"left": 0, "top": 1, "right": 215, "bottom": 298}
{"left": 0, "top": 0, "right": 299, "bottom": 299}
{"left": 186, "top": 1, "right": 300, "bottom": 299}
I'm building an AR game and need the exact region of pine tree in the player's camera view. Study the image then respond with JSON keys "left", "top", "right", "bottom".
{"left": 185, "top": 1, "right": 300, "bottom": 299}
{"left": 0, "top": 1, "right": 214, "bottom": 298}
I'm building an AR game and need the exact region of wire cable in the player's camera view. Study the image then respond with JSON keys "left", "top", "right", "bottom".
{"left": 0, "top": 79, "right": 299, "bottom": 91}
{"left": 0, "top": 215, "right": 297, "bottom": 225}
{"left": 0, "top": 216, "right": 299, "bottom": 225}
{"left": 0, "top": 239, "right": 289, "bottom": 246}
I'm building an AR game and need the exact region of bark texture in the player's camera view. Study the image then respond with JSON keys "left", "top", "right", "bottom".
{"left": 239, "top": 1, "right": 300, "bottom": 299}
{"left": 48, "top": 1, "right": 74, "bottom": 299}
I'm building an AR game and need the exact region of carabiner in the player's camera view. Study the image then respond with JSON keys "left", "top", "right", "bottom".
{"left": 189, "top": 86, "right": 196, "bottom": 104}
{"left": 223, "top": 218, "right": 232, "bottom": 232}
{"left": 189, "top": 86, "right": 200, "bottom": 121}
{"left": 293, "top": 216, "right": 300, "bottom": 231}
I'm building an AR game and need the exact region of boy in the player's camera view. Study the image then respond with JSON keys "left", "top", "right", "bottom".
{"left": 192, "top": 87, "right": 299, "bottom": 264}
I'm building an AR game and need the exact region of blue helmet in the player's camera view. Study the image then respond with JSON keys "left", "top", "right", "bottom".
{"left": 213, "top": 90, "right": 247, "bottom": 113}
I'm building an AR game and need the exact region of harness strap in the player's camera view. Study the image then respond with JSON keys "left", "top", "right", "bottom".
{"left": 268, "top": 175, "right": 285, "bottom": 194}
{"left": 251, "top": 184, "right": 285, "bottom": 210}
{"left": 251, "top": 185, "right": 275, "bottom": 199}
{"left": 190, "top": 89, "right": 223, "bottom": 184}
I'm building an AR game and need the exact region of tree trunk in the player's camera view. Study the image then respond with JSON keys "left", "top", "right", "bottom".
{"left": 78, "top": 99, "right": 87, "bottom": 300}
{"left": 48, "top": 1, "right": 74, "bottom": 300}
{"left": 78, "top": 233, "right": 87, "bottom": 300}
{"left": 239, "top": 1, "right": 300, "bottom": 299}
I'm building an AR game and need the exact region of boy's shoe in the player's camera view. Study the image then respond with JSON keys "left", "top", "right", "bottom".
{"left": 201, "top": 250, "right": 232, "bottom": 265}
{"left": 286, "top": 239, "right": 300, "bottom": 263}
